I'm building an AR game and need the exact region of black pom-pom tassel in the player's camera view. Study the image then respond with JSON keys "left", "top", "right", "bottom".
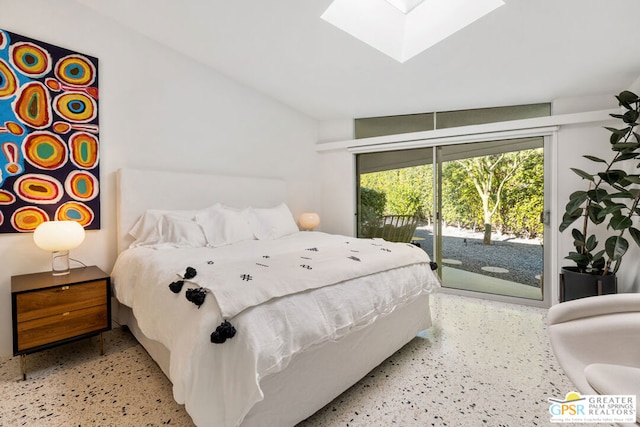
{"left": 184, "top": 266, "right": 197, "bottom": 280}
{"left": 211, "top": 320, "right": 236, "bottom": 344}
{"left": 169, "top": 267, "right": 197, "bottom": 294}
{"left": 429, "top": 261, "right": 438, "bottom": 271}
{"left": 169, "top": 280, "right": 184, "bottom": 293}
{"left": 186, "top": 287, "right": 207, "bottom": 307}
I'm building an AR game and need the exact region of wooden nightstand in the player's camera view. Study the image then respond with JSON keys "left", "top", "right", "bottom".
{"left": 11, "top": 266, "right": 111, "bottom": 380}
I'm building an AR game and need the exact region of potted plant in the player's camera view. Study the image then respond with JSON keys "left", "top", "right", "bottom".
{"left": 559, "top": 90, "right": 640, "bottom": 302}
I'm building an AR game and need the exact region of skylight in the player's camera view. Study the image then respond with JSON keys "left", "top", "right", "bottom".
{"left": 321, "top": 0, "right": 505, "bottom": 63}
{"left": 385, "top": 0, "right": 426, "bottom": 14}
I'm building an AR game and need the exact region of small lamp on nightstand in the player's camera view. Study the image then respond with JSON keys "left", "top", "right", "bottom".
{"left": 33, "top": 220, "right": 85, "bottom": 275}
{"left": 299, "top": 212, "right": 320, "bottom": 231}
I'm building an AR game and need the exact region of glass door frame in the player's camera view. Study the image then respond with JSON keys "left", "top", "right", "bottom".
{"left": 352, "top": 126, "right": 559, "bottom": 308}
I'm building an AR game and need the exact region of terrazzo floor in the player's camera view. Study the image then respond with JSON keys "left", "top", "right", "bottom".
{"left": 0, "top": 293, "right": 610, "bottom": 427}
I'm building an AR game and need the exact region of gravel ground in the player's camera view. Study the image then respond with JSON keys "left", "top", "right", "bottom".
{"left": 413, "top": 225, "right": 543, "bottom": 287}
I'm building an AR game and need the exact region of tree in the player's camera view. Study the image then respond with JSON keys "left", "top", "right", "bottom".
{"left": 441, "top": 161, "right": 482, "bottom": 229}
{"left": 457, "top": 152, "right": 524, "bottom": 244}
{"left": 497, "top": 148, "right": 544, "bottom": 239}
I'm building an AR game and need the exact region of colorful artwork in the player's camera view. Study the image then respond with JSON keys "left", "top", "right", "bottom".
{"left": 0, "top": 29, "right": 99, "bottom": 232}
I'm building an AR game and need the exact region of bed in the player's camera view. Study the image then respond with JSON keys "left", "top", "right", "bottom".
{"left": 111, "top": 168, "right": 440, "bottom": 427}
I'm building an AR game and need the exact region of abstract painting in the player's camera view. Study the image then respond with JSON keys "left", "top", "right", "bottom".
{"left": 0, "top": 29, "right": 99, "bottom": 233}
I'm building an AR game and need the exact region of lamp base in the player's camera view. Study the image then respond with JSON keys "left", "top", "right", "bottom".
{"left": 52, "top": 250, "right": 70, "bottom": 275}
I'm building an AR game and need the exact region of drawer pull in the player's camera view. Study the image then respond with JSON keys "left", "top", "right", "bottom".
{"left": 61, "top": 286, "right": 70, "bottom": 290}
{"left": 62, "top": 312, "right": 70, "bottom": 316}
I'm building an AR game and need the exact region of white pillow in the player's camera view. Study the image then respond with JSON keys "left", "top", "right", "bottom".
{"left": 249, "top": 203, "right": 299, "bottom": 240}
{"left": 129, "top": 208, "right": 199, "bottom": 242}
{"left": 195, "top": 205, "right": 254, "bottom": 247}
{"left": 130, "top": 214, "right": 207, "bottom": 248}
{"left": 157, "top": 214, "right": 207, "bottom": 248}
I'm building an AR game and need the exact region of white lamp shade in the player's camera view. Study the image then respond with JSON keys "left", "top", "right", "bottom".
{"left": 299, "top": 212, "right": 320, "bottom": 230}
{"left": 33, "top": 221, "right": 85, "bottom": 251}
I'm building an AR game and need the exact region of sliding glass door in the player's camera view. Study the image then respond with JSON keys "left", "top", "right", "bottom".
{"left": 357, "top": 137, "right": 548, "bottom": 305}
{"left": 434, "top": 138, "right": 545, "bottom": 301}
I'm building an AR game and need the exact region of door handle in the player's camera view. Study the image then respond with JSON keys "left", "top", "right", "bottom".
{"left": 540, "top": 210, "right": 550, "bottom": 225}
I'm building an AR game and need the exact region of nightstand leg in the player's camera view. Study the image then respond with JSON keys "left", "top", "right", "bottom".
{"left": 21, "top": 354, "right": 27, "bottom": 381}
{"left": 100, "top": 332, "right": 104, "bottom": 356}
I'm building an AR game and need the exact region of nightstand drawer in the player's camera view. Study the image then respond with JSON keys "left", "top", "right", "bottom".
{"left": 15, "top": 280, "right": 108, "bottom": 323}
{"left": 16, "top": 304, "right": 108, "bottom": 352}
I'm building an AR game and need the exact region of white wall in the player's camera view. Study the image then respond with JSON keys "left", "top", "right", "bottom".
{"left": 0, "top": 0, "right": 320, "bottom": 356}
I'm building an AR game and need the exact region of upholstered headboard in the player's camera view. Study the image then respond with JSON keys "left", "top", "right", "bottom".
{"left": 116, "top": 168, "right": 287, "bottom": 253}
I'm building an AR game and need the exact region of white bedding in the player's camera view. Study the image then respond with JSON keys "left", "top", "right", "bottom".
{"left": 111, "top": 231, "right": 439, "bottom": 427}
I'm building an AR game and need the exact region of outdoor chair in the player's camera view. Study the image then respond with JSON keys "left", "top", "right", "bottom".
{"left": 362, "top": 215, "right": 419, "bottom": 243}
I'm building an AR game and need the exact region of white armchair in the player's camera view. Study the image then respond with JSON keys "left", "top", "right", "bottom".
{"left": 548, "top": 293, "right": 640, "bottom": 424}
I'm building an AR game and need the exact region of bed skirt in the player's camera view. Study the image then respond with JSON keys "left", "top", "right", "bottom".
{"left": 117, "top": 292, "right": 432, "bottom": 426}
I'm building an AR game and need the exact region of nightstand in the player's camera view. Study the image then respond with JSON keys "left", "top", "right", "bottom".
{"left": 11, "top": 266, "right": 111, "bottom": 380}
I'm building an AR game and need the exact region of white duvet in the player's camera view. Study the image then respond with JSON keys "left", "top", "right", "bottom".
{"left": 111, "top": 232, "right": 440, "bottom": 427}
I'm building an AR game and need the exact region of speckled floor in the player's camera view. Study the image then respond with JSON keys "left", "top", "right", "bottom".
{"left": 0, "top": 328, "right": 191, "bottom": 427}
{"left": 0, "top": 293, "right": 608, "bottom": 427}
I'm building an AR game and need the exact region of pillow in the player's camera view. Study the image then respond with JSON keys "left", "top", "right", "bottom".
{"left": 129, "top": 208, "right": 200, "bottom": 242}
{"left": 130, "top": 214, "right": 207, "bottom": 248}
{"left": 249, "top": 203, "right": 299, "bottom": 240}
{"left": 195, "top": 205, "right": 254, "bottom": 247}
{"left": 157, "top": 214, "right": 207, "bottom": 248}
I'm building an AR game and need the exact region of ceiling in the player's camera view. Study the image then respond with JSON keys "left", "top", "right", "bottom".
{"left": 73, "top": 0, "right": 640, "bottom": 121}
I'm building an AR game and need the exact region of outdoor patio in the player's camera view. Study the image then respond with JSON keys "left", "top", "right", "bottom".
{"left": 412, "top": 224, "right": 543, "bottom": 292}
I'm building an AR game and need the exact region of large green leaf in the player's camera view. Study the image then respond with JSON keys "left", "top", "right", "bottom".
{"left": 607, "top": 191, "right": 634, "bottom": 200}
{"left": 612, "top": 142, "right": 640, "bottom": 152}
{"left": 609, "top": 214, "right": 633, "bottom": 230}
{"left": 617, "top": 90, "right": 639, "bottom": 106}
{"left": 592, "top": 257, "right": 606, "bottom": 271}
{"left": 597, "top": 203, "right": 626, "bottom": 219}
{"left": 588, "top": 205, "right": 605, "bottom": 224}
{"left": 607, "top": 127, "right": 627, "bottom": 144}
{"left": 583, "top": 155, "right": 607, "bottom": 163}
{"left": 607, "top": 128, "right": 626, "bottom": 146}
{"left": 623, "top": 110, "right": 639, "bottom": 125}
{"left": 571, "top": 168, "right": 594, "bottom": 182}
{"left": 629, "top": 227, "right": 640, "bottom": 248}
{"left": 586, "top": 188, "right": 608, "bottom": 202}
{"left": 613, "top": 151, "right": 640, "bottom": 161}
{"left": 605, "top": 235, "right": 628, "bottom": 260}
{"left": 599, "top": 170, "right": 627, "bottom": 185}
{"left": 566, "top": 191, "right": 587, "bottom": 209}
{"left": 571, "top": 228, "right": 585, "bottom": 243}
{"left": 591, "top": 249, "right": 606, "bottom": 262}
{"left": 605, "top": 125, "right": 628, "bottom": 133}
{"left": 565, "top": 252, "right": 589, "bottom": 267}
{"left": 585, "top": 234, "right": 598, "bottom": 251}
{"left": 559, "top": 209, "right": 582, "bottom": 232}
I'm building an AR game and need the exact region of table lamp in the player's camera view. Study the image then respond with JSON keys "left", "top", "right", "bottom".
{"left": 33, "top": 220, "right": 85, "bottom": 275}
{"left": 299, "top": 212, "right": 320, "bottom": 231}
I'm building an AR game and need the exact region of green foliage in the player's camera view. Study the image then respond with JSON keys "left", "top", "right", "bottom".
{"left": 359, "top": 148, "right": 544, "bottom": 240}
{"left": 498, "top": 149, "right": 544, "bottom": 239}
{"left": 559, "top": 90, "right": 640, "bottom": 274}
{"left": 360, "top": 166, "right": 433, "bottom": 219}
{"left": 441, "top": 161, "right": 482, "bottom": 228}
{"left": 359, "top": 187, "right": 386, "bottom": 224}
